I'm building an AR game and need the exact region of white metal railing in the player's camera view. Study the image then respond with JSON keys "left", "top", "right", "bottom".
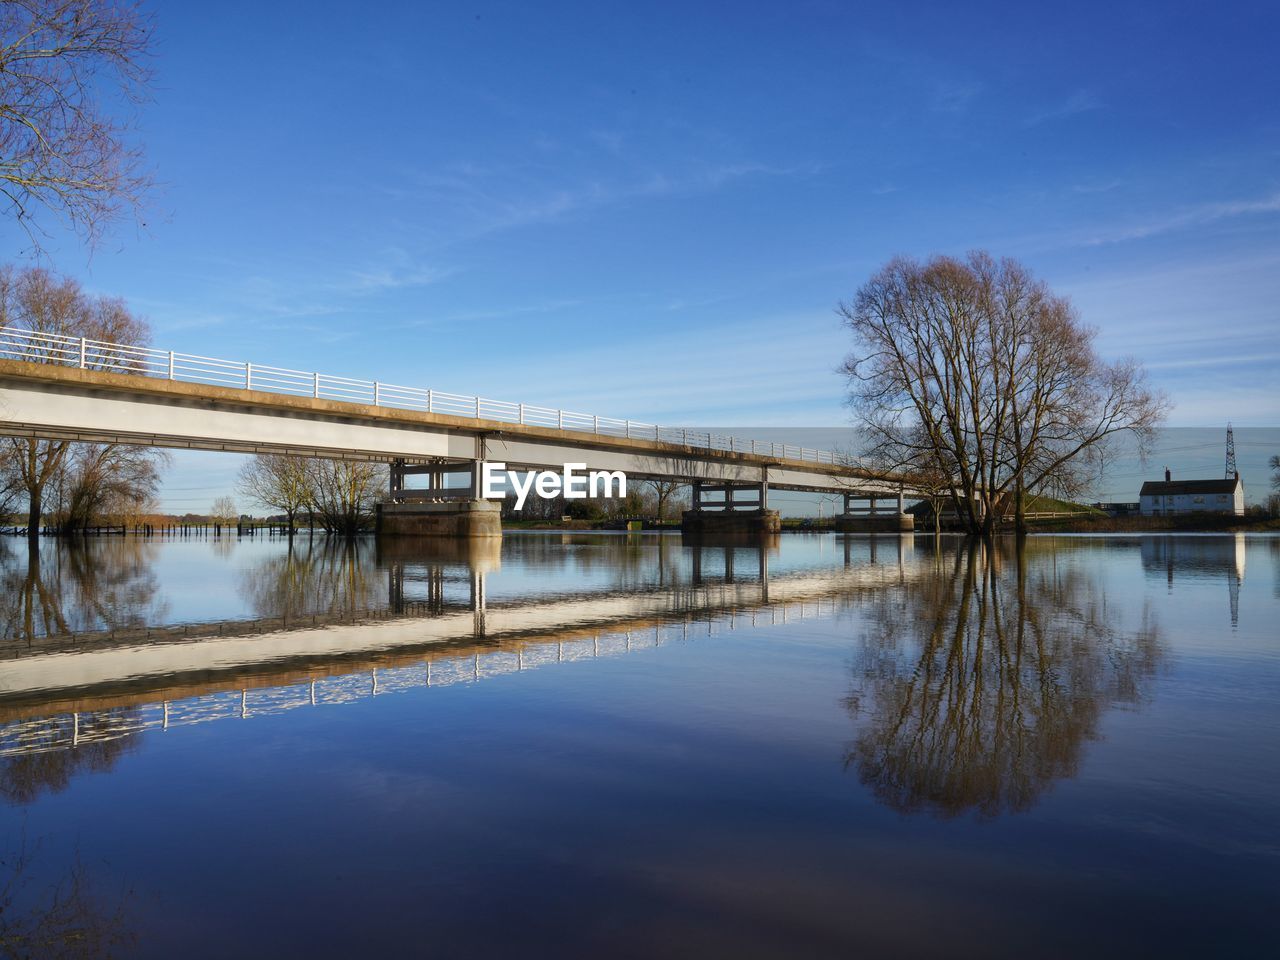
{"left": 0, "top": 325, "right": 862, "bottom": 468}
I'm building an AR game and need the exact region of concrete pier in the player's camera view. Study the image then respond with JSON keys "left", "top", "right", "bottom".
{"left": 380, "top": 457, "right": 501, "bottom": 538}
{"left": 378, "top": 500, "right": 502, "bottom": 538}
{"left": 834, "top": 488, "right": 914, "bottom": 533}
{"left": 681, "top": 508, "right": 782, "bottom": 536}
{"left": 682, "top": 477, "right": 780, "bottom": 536}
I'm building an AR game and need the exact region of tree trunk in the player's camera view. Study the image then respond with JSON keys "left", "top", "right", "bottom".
{"left": 26, "top": 486, "right": 41, "bottom": 548}
{"left": 1014, "top": 476, "right": 1027, "bottom": 538}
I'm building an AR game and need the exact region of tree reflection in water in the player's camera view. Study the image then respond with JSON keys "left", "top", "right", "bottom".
{"left": 0, "top": 833, "right": 135, "bottom": 958}
{"left": 237, "top": 537, "right": 383, "bottom": 621}
{"left": 844, "top": 539, "right": 1162, "bottom": 819}
{"left": 0, "top": 539, "right": 167, "bottom": 642}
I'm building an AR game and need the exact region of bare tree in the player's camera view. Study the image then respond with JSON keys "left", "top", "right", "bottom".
{"left": 644, "top": 479, "right": 686, "bottom": 521}
{"left": 305, "top": 459, "right": 383, "bottom": 536}
{"left": 0, "top": 451, "right": 21, "bottom": 519}
{"left": 1271, "top": 454, "right": 1279, "bottom": 491}
{"left": 840, "top": 253, "right": 1167, "bottom": 536}
{"left": 54, "top": 441, "right": 165, "bottom": 532}
{"left": 237, "top": 454, "right": 312, "bottom": 534}
{"left": 0, "top": 263, "right": 152, "bottom": 544}
{"left": 0, "top": 0, "right": 156, "bottom": 252}
{"left": 209, "top": 495, "right": 238, "bottom": 526}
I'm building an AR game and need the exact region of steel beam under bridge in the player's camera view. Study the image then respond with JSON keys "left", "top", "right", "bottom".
{"left": 0, "top": 359, "right": 917, "bottom": 496}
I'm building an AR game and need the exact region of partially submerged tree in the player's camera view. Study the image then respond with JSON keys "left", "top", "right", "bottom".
{"left": 305, "top": 459, "right": 383, "bottom": 536}
{"left": 840, "top": 253, "right": 1167, "bottom": 535}
{"left": 0, "top": 0, "right": 156, "bottom": 252}
{"left": 54, "top": 442, "right": 165, "bottom": 532}
{"left": 237, "top": 454, "right": 312, "bottom": 534}
{"left": 0, "top": 263, "right": 155, "bottom": 543}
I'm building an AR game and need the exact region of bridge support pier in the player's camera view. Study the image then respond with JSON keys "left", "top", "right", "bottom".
{"left": 378, "top": 458, "right": 501, "bottom": 538}
{"left": 378, "top": 500, "right": 502, "bottom": 538}
{"left": 682, "top": 478, "right": 780, "bottom": 537}
{"left": 834, "top": 489, "right": 914, "bottom": 533}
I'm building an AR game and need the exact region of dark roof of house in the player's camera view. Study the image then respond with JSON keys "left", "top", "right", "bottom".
{"left": 1139, "top": 477, "right": 1241, "bottom": 497}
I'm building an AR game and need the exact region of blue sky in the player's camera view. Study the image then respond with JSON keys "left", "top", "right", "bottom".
{"left": 5, "top": 1, "right": 1279, "bottom": 510}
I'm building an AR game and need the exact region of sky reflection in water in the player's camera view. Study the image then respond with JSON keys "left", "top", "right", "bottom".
{"left": 0, "top": 532, "right": 1277, "bottom": 958}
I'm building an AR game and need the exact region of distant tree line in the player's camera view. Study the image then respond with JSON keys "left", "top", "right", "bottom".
{"left": 495, "top": 477, "right": 687, "bottom": 523}
{"left": 238, "top": 454, "right": 688, "bottom": 531}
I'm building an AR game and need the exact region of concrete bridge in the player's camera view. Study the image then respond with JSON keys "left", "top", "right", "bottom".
{"left": 0, "top": 326, "right": 917, "bottom": 535}
{"left": 0, "top": 534, "right": 927, "bottom": 758}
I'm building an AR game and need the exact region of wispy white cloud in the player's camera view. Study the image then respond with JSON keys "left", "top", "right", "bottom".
{"left": 155, "top": 312, "right": 229, "bottom": 333}
{"left": 589, "top": 130, "right": 625, "bottom": 154}
{"left": 933, "top": 79, "right": 984, "bottom": 114}
{"left": 430, "top": 310, "right": 853, "bottom": 425}
{"left": 406, "top": 297, "right": 586, "bottom": 328}
{"left": 344, "top": 261, "right": 455, "bottom": 294}
{"left": 1026, "top": 88, "right": 1102, "bottom": 126}
{"left": 1160, "top": 383, "right": 1280, "bottom": 427}
{"left": 1072, "top": 178, "right": 1122, "bottom": 194}
{"left": 1082, "top": 191, "right": 1280, "bottom": 245}
{"left": 386, "top": 156, "right": 818, "bottom": 245}
{"left": 1143, "top": 350, "right": 1280, "bottom": 372}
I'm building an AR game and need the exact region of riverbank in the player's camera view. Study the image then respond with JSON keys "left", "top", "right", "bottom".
{"left": 1022, "top": 514, "right": 1280, "bottom": 533}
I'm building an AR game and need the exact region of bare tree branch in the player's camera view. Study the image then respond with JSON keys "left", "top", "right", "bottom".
{"left": 0, "top": 0, "right": 156, "bottom": 253}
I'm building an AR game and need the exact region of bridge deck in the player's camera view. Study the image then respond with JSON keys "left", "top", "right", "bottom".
{"left": 0, "top": 354, "right": 915, "bottom": 495}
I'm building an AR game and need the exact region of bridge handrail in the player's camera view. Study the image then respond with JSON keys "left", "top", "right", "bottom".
{"left": 0, "top": 325, "right": 868, "bottom": 470}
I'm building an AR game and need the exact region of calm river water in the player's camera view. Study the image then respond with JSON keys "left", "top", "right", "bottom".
{"left": 1, "top": 532, "right": 1277, "bottom": 958}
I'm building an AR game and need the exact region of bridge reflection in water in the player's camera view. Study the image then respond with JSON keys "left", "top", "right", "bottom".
{"left": 0, "top": 533, "right": 921, "bottom": 765}
{"left": 0, "top": 532, "right": 1188, "bottom": 826}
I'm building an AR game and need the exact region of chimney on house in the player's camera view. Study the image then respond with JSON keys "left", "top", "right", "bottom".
{"left": 1165, "top": 467, "right": 1171, "bottom": 482}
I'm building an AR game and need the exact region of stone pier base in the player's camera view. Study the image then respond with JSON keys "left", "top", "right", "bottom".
{"left": 833, "top": 513, "right": 915, "bottom": 533}
{"left": 681, "top": 509, "right": 782, "bottom": 536}
{"left": 377, "top": 500, "right": 502, "bottom": 538}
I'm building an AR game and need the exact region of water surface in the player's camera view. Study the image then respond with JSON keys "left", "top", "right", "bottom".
{"left": 1, "top": 532, "right": 1277, "bottom": 958}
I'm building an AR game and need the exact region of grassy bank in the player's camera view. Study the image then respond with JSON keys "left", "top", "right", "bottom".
{"left": 1024, "top": 513, "right": 1280, "bottom": 533}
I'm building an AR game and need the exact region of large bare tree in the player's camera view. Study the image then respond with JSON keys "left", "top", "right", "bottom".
{"left": 0, "top": 0, "right": 155, "bottom": 252}
{"left": 840, "top": 253, "right": 1167, "bottom": 535}
{"left": 0, "top": 263, "right": 156, "bottom": 544}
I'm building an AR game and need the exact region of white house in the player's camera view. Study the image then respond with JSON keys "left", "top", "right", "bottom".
{"left": 1139, "top": 469, "right": 1244, "bottom": 517}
